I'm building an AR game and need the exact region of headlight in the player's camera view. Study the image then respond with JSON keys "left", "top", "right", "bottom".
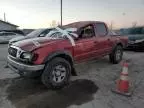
{"left": 20, "top": 52, "right": 32, "bottom": 60}
{"left": 128, "top": 40, "right": 135, "bottom": 44}
{"left": 20, "top": 52, "right": 38, "bottom": 62}
{"left": 8, "top": 41, "right": 16, "bottom": 47}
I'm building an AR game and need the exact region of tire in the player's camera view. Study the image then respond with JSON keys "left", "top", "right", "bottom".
{"left": 41, "top": 57, "right": 71, "bottom": 89}
{"left": 109, "top": 45, "right": 123, "bottom": 64}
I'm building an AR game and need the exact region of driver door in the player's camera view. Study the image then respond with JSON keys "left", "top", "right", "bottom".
{"left": 73, "top": 25, "right": 97, "bottom": 63}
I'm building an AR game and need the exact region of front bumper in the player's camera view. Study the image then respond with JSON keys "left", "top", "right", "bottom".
{"left": 128, "top": 41, "right": 144, "bottom": 47}
{"left": 126, "top": 41, "right": 144, "bottom": 51}
{"left": 7, "top": 56, "right": 44, "bottom": 74}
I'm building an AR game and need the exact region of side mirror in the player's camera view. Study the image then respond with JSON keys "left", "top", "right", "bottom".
{"left": 39, "top": 34, "right": 45, "bottom": 37}
{"left": 74, "top": 38, "right": 79, "bottom": 41}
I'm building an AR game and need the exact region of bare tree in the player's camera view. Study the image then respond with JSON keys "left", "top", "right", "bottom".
{"left": 109, "top": 21, "right": 114, "bottom": 30}
{"left": 132, "top": 21, "right": 137, "bottom": 28}
{"left": 50, "top": 20, "right": 58, "bottom": 27}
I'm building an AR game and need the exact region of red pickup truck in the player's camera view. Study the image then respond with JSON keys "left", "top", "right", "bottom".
{"left": 7, "top": 21, "right": 128, "bottom": 88}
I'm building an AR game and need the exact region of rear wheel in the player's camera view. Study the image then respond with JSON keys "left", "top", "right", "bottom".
{"left": 109, "top": 45, "right": 123, "bottom": 64}
{"left": 41, "top": 57, "right": 71, "bottom": 88}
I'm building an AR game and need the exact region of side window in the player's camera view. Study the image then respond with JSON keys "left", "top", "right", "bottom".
{"left": 9, "top": 33, "right": 16, "bottom": 35}
{"left": 142, "top": 28, "right": 144, "bottom": 34}
{"left": 3, "top": 33, "right": 9, "bottom": 36}
{"left": 5, "top": 33, "right": 16, "bottom": 36}
{"left": 79, "top": 25, "right": 95, "bottom": 39}
{"left": 0, "top": 33, "right": 4, "bottom": 36}
{"left": 96, "top": 23, "right": 107, "bottom": 36}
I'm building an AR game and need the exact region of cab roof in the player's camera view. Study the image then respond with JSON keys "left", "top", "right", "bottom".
{"left": 63, "top": 21, "right": 104, "bottom": 29}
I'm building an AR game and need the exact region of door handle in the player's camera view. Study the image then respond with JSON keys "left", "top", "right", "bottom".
{"left": 94, "top": 41, "right": 98, "bottom": 44}
{"left": 107, "top": 38, "right": 110, "bottom": 41}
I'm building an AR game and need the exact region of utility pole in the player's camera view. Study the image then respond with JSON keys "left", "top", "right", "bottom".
{"left": 4, "top": 13, "right": 6, "bottom": 22}
{"left": 60, "top": 0, "right": 62, "bottom": 26}
{"left": 110, "top": 21, "right": 114, "bottom": 30}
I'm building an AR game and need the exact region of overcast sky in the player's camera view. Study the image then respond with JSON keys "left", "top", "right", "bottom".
{"left": 0, "top": 0, "right": 144, "bottom": 29}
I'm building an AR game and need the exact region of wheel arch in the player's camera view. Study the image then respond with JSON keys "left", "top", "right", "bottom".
{"left": 112, "top": 42, "right": 123, "bottom": 51}
{"left": 117, "top": 42, "right": 123, "bottom": 48}
{"left": 43, "top": 51, "right": 73, "bottom": 64}
{"left": 110, "top": 42, "right": 123, "bottom": 64}
{"left": 43, "top": 51, "right": 76, "bottom": 76}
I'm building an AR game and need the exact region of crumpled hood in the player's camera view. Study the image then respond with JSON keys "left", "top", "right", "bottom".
{"left": 12, "top": 37, "right": 63, "bottom": 51}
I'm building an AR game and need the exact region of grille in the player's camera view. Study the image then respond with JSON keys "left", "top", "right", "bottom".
{"left": 8, "top": 47, "right": 17, "bottom": 57}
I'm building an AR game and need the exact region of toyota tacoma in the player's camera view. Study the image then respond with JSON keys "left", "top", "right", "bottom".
{"left": 7, "top": 21, "right": 128, "bottom": 88}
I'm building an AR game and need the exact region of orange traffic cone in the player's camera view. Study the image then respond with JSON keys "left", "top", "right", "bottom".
{"left": 111, "top": 62, "right": 132, "bottom": 96}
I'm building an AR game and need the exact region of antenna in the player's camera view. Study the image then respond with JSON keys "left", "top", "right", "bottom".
{"left": 60, "top": 0, "right": 62, "bottom": 26}
{"left": 4, "top": 13, "right": 6, "bottom": 22}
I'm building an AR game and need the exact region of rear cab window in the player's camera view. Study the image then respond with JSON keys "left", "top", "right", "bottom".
{"left": 95, "top": 23, "right": 108, "bottom": 36}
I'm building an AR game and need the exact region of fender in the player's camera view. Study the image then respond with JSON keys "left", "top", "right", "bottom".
{"left": 43, "top": 50, "right": 74, "bottom": 65}
{"left": 43, "top": 50, "right": 77, "bottom": 76}
{"left": 112, "top": 39, "right": 124, "bottom": 51}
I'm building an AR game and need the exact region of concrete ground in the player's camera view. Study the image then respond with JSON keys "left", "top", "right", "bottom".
{"left": 0, "top": 44, "right": 144, "bottom": 108}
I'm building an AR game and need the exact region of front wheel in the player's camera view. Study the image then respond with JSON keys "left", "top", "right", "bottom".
{"left": 109, "top": 45, "right": 123, "bottom": 64}
{"left": 41, "top": 57, "right": 71, "bottom": 89}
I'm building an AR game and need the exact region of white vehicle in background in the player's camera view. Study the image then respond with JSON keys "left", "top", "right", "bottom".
{"left": 9, "top": 28, "right": 53, "bottom": 46}
{"left": 0, "top": 32, "right": 24, "bottom": 44}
